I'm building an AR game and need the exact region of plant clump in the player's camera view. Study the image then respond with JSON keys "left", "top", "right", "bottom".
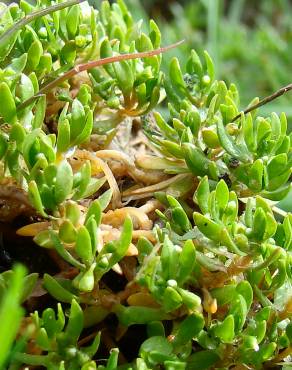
{"left": 0, "top": 1, "right": 291, "bottom": 369}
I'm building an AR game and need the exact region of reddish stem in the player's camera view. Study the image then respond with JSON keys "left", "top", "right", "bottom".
{"left": 17, "top": 40, "right": 185, "bottom": 112}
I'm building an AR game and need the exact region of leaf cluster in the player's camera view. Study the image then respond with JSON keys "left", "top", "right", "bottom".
{"left": 0, "top": 1, "right": 291, "bottom": 370}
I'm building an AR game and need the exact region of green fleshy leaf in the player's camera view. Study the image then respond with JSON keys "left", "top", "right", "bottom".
{"left": 0, "top": 82, "right": 16, "bottom": 123}
{"left": 54, "top": 160, "right": 73, "bottom": 204}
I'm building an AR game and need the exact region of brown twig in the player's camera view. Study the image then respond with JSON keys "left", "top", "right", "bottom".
{"left": 17, "top": 40, "right": 185, "bottom": 113}
{"left": 266, "top": 346, "right": 292, "bottom": 366}
{"left": 232, "top": 83, "right": 292, "bottom": 122}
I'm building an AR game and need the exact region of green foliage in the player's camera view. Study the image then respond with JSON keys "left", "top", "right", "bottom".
{"left": 40, "top": 195, "right": 133, "bottom": 298}
{"left": 143, "top": 51, "right": 291, "bottom": 201}
{"left": 128, "top": 0, "right": 292, "bottom": 115}
{"left": 136, "top": 236, "right": 200, "bottom": 313}
{"left": 15, "top": 300, "right": 104, "bottom": 370}
{"left": 0, "top": 265, "right": 27, "bottom": 369}
{"left": 0, "top": 1, "right": 291, "bottom": 369}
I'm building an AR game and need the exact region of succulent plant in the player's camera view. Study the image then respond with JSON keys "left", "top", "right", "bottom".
{"left": 0, "top": 0, "right": 291, "bottom": 369}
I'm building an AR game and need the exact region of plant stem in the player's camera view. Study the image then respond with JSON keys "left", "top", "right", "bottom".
{"left": 17, "top": 40, "right": 185, "bottom": 113}
{"left": 232, "top": 83, "right": 292, "bottom": 122}
{"left": 266, "top": 346, "right": 292, "bottom": 366}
